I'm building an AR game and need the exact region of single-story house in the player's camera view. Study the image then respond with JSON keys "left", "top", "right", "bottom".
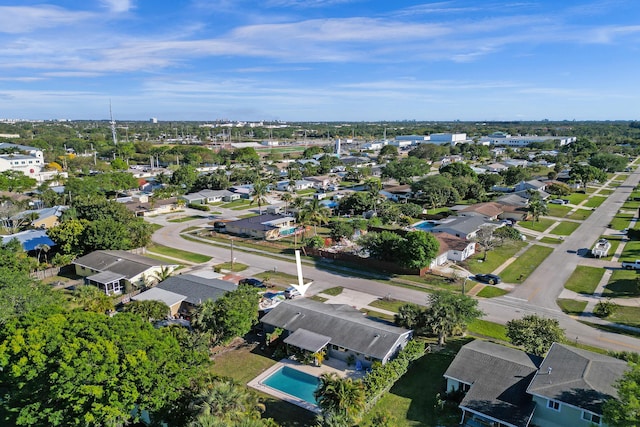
{"left": 180, "top": 189, "right": 240, "bottom": 204}
{"left": 124, "top": 197, "right": 178, "bottom": 217}
{"left": 9, "top": 205, "right": 68, "bottom": 229}
{"left": 306, "top": 175, "right": 337, "bottom": 189}
{"left": 73, "top": 250, "right": 178, "bottom": 296}
{"left": 444, "top": 340, "right": 629, "bottom": 427}
{"left": 430, "top": 233, "right": 476, "bottom": 268}
{"left": 275, "top": 179, "right": 315, "bottom": 192}
{"left": 459, "top": 202, "right": 504, "bottom": 220}
{"left": 1, "top": 229, "right": 56, "bottom": 251}
{"left": 431, "top": 216, "right": 496, "bottom": 240}
{"left": 515, "top": 179, "right": 547, "bottom": 193}
{"left": 224, "top": 214, "right": 299, "bottom": 240}
{"left": 444, "top": 340, "right": 541, "bottom": 427}
{"left": 261, "top": 298, "right": 412, "bottom": 367}
{"left": 483, "top": 163, "right": 509, "bottom": 173}
{"left": 526, "top": 343, "right": 628, "bottom": 427}
{"left": 133, "top": 273, "right": 237, "bottom": 317}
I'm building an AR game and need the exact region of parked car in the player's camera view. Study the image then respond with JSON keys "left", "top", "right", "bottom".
{"left": 621, "top": 260, "right": 640, "bottom": 270}
{"left": 549, "top": 199, "right": 568, "bottom": 205}
{"left": 239, "top": 278, "right": 266, "bottom": 289}
{"left": 474, "top": 274, "right": 502, "bottom": 285}
{"left": 284, "top": 286, "right": 301, "bottom": 299}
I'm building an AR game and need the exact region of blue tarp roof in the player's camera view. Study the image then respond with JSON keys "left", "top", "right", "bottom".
{"left": 2, "top": 229, "right": 56, "bottom": 251}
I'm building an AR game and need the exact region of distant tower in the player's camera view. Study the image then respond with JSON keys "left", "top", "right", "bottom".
{"left": 109, "top": 101, "right": 117, "bottom": 146}
{"left": 335, "top": 138, "right": 341, "bottom": 158}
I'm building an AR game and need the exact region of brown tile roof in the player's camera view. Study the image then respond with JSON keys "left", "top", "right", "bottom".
{"left": 435, "top": 232, "right": 473, "bottom": 254}
{"left": 460, "top": 202, "right": 504, "bottom": 218}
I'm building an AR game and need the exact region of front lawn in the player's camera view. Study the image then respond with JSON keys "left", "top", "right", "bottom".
{"left": 146, "top": 243, "right": 212, "bottom": 263}
{"left": 517, "top": 218, "right": 556, "bottom": 233}
{"left": 540, "top": 237, "right": 563, "bottom": 244}
{"left": 567, "top": 193, "right": 589, "bottom": 204}
{"left": 583, "top": 196, "right": 606, "bottom": 208}
{"left": 499, "top": 245, "right": 554, "bottom": 284}
{"left": 608, "top": 306, "right": 640, "bottom": 328}
{"left": 369, "top": 298, "right": 407, "bottom": 312}
{"left": 552, "top": 221, "right": 581, "bottom": 236}
{"left": 564, "top": 266, "right": 605, "bottom": 294}
{"left": 476, "top": 286, "right": 508, "bottom": 298}
{"left": 322, "top": 286, "right": 344, "bottom": 296}
{"left": 362, "top": 342, "right": 466, "bottom": 427}
{"left": 167, "top": 215, "right": 205, "bottom": 223}
{"left": 566, "top": 209, "right": 593, "bottom": 220}
{"left": 462, "top": 241, "right": 527, "bottom": 275}
{"left": 619, "top": 238, "right": 640, "bottom": 260}
{"left": 610, "top": 213, "right": 634, "bottom": 232}
{"left": 557, "top": 299, "right": 587, "bottom": 316}
{"left": 467, "top": 319, "right": 508, "bottom": 342}
{"left": 604, "top": 269, "right": 640, "bottom": 298}
{"left": 546, "top": 205, "right": 572, "bottom": 218}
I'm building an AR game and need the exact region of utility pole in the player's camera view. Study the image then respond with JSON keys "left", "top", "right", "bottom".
{"left": 230, "top": 239, "right": 235, "bottom": 269}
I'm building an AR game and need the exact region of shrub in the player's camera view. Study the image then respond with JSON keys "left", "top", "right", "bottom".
{"left": 594, "top": 299, "right": 618, "bottom": 318}
{"left": 188, "top": 203, "right": 210, "bottom": 211}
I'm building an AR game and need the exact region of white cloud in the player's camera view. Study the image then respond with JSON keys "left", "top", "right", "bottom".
{"left": 100, "top": 0, "right": 134, "bottom": 13}
{"left": 0, "top": 6, "right": 92, "bottom": 34}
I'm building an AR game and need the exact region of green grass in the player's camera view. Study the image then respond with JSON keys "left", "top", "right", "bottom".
{"left": 309, "top": 295, "right": 328, "bottom": 302}
{"left": 567, "top": 193, "right": 589, "bottom": 204}
{"left": 462, "top": 241, "right": 527, "bottom": 275}
{"left": 237, "top": 212, "right": 259, "bottom": 218}
{"left": 564, "top": 266, "right": 605, "bottom": 294}
{"left": 476, "top": 286, "right": 508, "bottom": 298}
{"left": 598, "top": 189, "right": 614, "bottom": 196}
{"left": 362, "top": 342, "right": 465, "bottom": 427}
{"left": 604, "top": 269, "right": 640, "bottom": 298}
{"left": 467, "top": 319, "right": 508, "bottom": 342}
{"left": 557, "top": 298, "right": 588, "bottom": 315}
{"left": 546, "top": 205, "right": 572, "bottom": 218}
{"left": 360, "top": 308, "right": 395, "bottom": 323}
{"left": 143, "top": 253, "right": 186, "bottom": 266}
{"left": 566, "top": 209, "right": 593, "bottom": 220}
{"left": 581, "top": 197, "right": 605, "bottom": 209}
{"left": 610, "top": 213, "right": 634, "bottom": 231}
{"left": 552, "top": 221, "right": 581, "bottom": 236}
{"left": 220, "top": 199, "right": 251, "bottom": 209}
{"left": 146, "top": 243, "right": 212, "bottom": 263}
{"left": 607, "top": 306, "right": 640, "bottom": 328}
{"left": 215, "top": 262, "right": 249, "bottom": 272}
{"left": 369, "top": 298, "right": 408, "bottom": 312}
{"left": 517, "top": 218, "right": 555, "bottom": 233}
{"left": 499, "top": 245, "right": 554, "bottom": 284}
{"left": 167, "top": 215, "right": 204, "bottom": 223}
{"left": 578, "top": 320, "right": 640, "bottom": 340}
{"left": 322, "top": 286, "right": 344, "bottom": 296}
{"left": 620, "top": 238, "right": 640, "bottom": 260}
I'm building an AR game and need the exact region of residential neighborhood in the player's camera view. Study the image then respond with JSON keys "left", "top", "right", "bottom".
{"left": 2, "top": 119, "right": 640, "bottom": 427}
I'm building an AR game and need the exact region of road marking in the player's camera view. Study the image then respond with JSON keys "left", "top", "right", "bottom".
{"left": 502, "top": 296, "right": 529, "bottom": 302}
{"left": 598, "top": 335, "right": 640, "bottom": 352}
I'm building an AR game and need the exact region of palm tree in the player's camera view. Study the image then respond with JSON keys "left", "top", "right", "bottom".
{"left": 190, "top": 379, "right": 265, "bottom": 424}
{"left": 280, "top": 192, "right": 293, "bottom": 214}
{"left": 152, "top": 265, "right": 174, "bottom": 285}
{"left": 35, "top": 243, "right": 51, "bottom": 264}
{"left": 365, "top": 177, "right": 383, "bottom": 214}
{"left": 250, "top": 179, "right": 270, "bottom": 215}
{"left": 314, "top": 373, "right": 366, "bottom": 425}
{"left": 299, "top": 198, "right": 331, "bottom": 236}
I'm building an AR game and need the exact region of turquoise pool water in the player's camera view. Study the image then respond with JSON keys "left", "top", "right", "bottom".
{"left": 414, "top": 220, "right": 437, "bottom": 230}
{"left": 262, "top": 366, "right": 319, "bottom": 404}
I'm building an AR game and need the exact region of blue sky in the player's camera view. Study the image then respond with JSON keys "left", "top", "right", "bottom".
{"left": 1, "top": 0, "right": 640, "bottom": 121}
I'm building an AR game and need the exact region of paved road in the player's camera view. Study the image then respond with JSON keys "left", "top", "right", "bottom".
{"left": 149, "top": 174, "right": 640, "bottom": 353}
{"left": 509, "top": 168, "right": 640, "bottom": 308}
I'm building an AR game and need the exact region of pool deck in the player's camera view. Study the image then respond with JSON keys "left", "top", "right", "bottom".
{"left": 247, "top": 357, "right": 366, "bottom": 413}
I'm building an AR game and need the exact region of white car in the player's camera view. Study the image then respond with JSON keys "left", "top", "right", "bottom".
{"left": 549, "top": 199, "right": 569, "bottom": 205}
{"left": 284, "top": 287, "right": 301, "bottom": 299}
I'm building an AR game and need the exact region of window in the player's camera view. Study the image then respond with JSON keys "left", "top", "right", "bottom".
{"left": 547, "top": 400, "right": 560, "bottom": 411}
{"left": 460, "top": 382, "right": 471, "bottom": 392}
{"left": 582, "top": 412, "right": 601, "bottom": 425}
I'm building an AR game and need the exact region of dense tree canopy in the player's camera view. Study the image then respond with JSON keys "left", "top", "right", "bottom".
{"left": 358, "top": 230, "right": 438, "bottom": 269}
{"left": 506, "top": 314, "right": 565, "bottom": 356}
{"left": 0, "top": 309, "right": 207, "bottom": 426}
{"left": 603, "top": 362, "right": 640, "bottom": 426}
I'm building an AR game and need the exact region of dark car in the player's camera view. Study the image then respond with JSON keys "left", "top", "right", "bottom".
{"left": 474, "top": 274, "right": 501, "bottom": 285}
{"left": 239, "top": 278, "right": 266, "bottom": 288}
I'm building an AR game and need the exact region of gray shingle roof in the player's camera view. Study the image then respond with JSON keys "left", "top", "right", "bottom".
{"left": 283, "top": 328, "right": 331, "bottom": 353}
{"left": 444, "top": 340, "right": 542, "bottom": 427}
{"left": 73, "top": 250, "right": 174, "bottom": 279}
{"left": 226, "top": 214, "right": 294, "bottom": 232}
{"left": 132, "top": 287, "right": 187, "bottom": 308}
{"left": 156, "top": 274, "right": 237, "bottom": 305}
{"left": 527, "top": 343, "right": 628, "bottom": 414}
{"left": 260, "top": 299, "right": 411, "bottom": 360}
{"left": 432, "top": 215, "right": 493, "bottom": 235}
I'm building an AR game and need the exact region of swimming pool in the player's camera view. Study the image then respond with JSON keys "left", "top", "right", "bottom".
{"left": 261, "top": 366, "right": 320, "bottom": 405}
{"left": 413, "top": 220, "right": 437, "bottom": 231}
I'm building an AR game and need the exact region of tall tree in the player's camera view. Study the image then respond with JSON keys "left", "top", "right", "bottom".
{"left": 506, "top": 314, "right": 565, "bottom": 356}
{"left": 603, "top": 362, "right": 640, "bottom": 426}
{"left": 250, "top": 179, "right": 270, "bottom": 215}
{"left": 299, "top": 198, "right": 331, "bottom": 236}
{"left": 423, "top": 291, "right": 483, "bottom": 345}
{"left": 314, "top": 373, "right": 366, "bottom": 426}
